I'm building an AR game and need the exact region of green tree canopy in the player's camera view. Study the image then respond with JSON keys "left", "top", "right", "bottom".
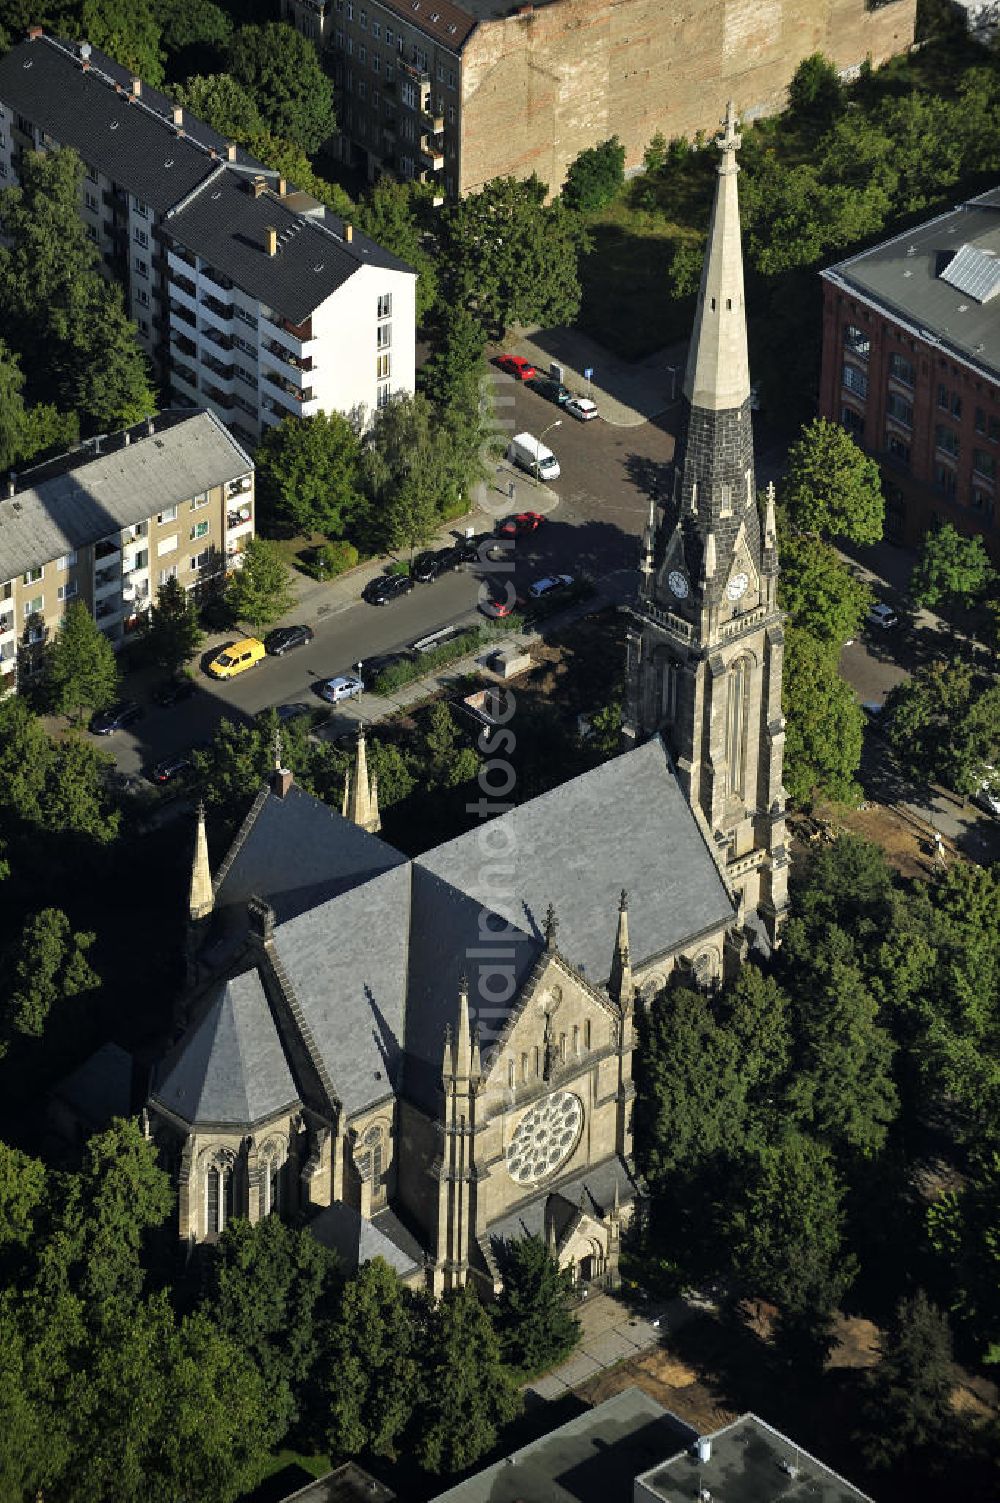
{"left": 418, "top": 304, "right": 487, "bottom": 413}
{"left": 357, "top": 178, "right": 439, "bottom": 322}
{"left": 0, "top": 338, "right": 77, "bottom": 472}
{"left": 45, "top": 601, "right": 120, "bottom": 723}
{"left": 886, "top": 659, "right": 1000, "bottom": 797}
{"left": 0, "top": 699, "right": 119, "bottom": 848}
{"left": 562, "top": 135, "right": 626, "bottom": 213}
{"left": 3, "top": 907, "right": 99, "bottom": 1048}
{"left": 909, "top": 522, "right": 995, "bottom": 616}
{"left": 495, "top": 1235, "right": 581, "bottom": 1376}
{"left": 324, "top": 1257, "right": 423, "bottom": 1460}
{"left": 230, "top": 23, "right": 335, "bottom": 153}
{"left": 856, "top": 1291, "right": 955, "bottom": 1470}
{"left": 415, "top": 1284, "right": 521, "bottom": 1474}
{"left": 0, "top": 1141, "right": 47, "bottom": 1253}
{"left": 781, "top": 626, "right": 864, "bottom": 806}
{"left": 443, "top": 175, "right": 590, "bottom": 338}
{"left": 225, "top": 535, "right": 296, "bottom": 632}
{"left": 160, "top": 0, "right": 233, "bottom": 76}
{"left": 777, "top": 531, "right": 871, "bottom": 646}
{"left": 172, "top": 71, "right": 264, "bottom": 139}
{"left": 786, "top": 53, "right": 844, "bottom": 130}
{"left": 255, "top": 412, "right": 363, "bottom": 537}
{"left": 80, "top": 0, "right": 166, "bottom": 87}
{"left": 361, "top": 392, "right": 452, "bottom": 553}
{"left": 928, "top": 1150, "right": 1000, "bottom": 1363}
{"left": 782, "top": 417, "right": 885, "bottom": 544}
{"left": 143, "top": 575, "right": 204, "bottom": 673}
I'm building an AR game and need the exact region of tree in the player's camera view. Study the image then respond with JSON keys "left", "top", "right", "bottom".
{"left": 910, "top": 522, "right": 995, "bottom": 616}
{"left": 856, "top": 1291, "right": 954, "bottom": 1470}
{"left": 255, "top": 412, "right": 363, "bottom": 537}
{"left": 361, "top": 392, "right": 451, "bottom": 554}
{"left": 3, "top": 907, "right": 99, "bottom": 1047}
{"left": 885, "top": 659, "right": 1000, "bottom": 797}
{"left": 0, "top": 338, "right": 77, "bottom": 472}
{"left": 79, "top": 0, "right": 166, "bottom": 86}
{"left": 324, "top": 1258, "right": 423, "bottom": 1460}
{"left": 781, "top": 626, "right": 864, "bottom": 806}
{"left": 204, "top": 1215, "right": 338, "bottom": 1437}
{"left": 0, "top": 698, "right": 119, "bottom": 847}
{"left": 495, "top": 1235, "right": 581, "bottom": 1376}
{"left": 225, "top": 536, "right": 296, "bottom": 632}
{"left": 786, "top": 53, "right": 844, "bottom": 130}
{"left": 230, "top": 24, "right": 335, "bottom": 153}
{"left": 562, "top": 135, "right": 626, "bottom": 213}
{"left": 420, "top": 702, "right": 479, "bottom": 789}
{"left": 642, "top": 130, "right": 668, "bottom": 174}
{"left": 782, "top": 417, "right": 885, "bottom": 544}
{"left": 193, "top": 716, "right": 295, "bottom": 816}
{"left": 443, "top": 175, "right": 590, "bottom": 338}
{"left": 160, "top": 0, "right": 233, "bottom": 76}
{"left": 727, "top": 1131, "right": 857, "bottom": 1363}
{"left": 357, "top": 178, "right": 439, "bottom": 323}
{"left": 0, "top": 1142, "right": 46, "bottom": 1252}
{"left": 777, "top": 532, "right": 871, "bottom": 647}
{"left": 418, "top": 304, "right": 487, "bottom": 413}
{"left": 49, "top": 275, "right": 156, "bottom": 432}
{"left": 143, "top": 575, "right": 204, "bottom": 673}
{"left": 414, "top": 1285, "right": 521, "bottom": 1474}
{"left": 0, "top": 148, "right": 99, "bottom": 347}
{"left": 172, "top": 72, "right": 264, "bottom": 140}
{"left": 45, "top": 601, "right": 120, "bottom": 723}
{"left": 927, "top": 1151, "right": 1000, "bottom": 1363}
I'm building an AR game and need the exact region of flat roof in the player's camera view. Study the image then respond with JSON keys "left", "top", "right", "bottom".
{"left": 0, "top": 34, "right": 414, "bottom": 323}
{"left": 0, "top": 409, "right": 251, "bottom": 581}
{"left": 635, "top": 1413, "right": 876, "bottom": 1503}
{"left": 822, "top": 187, "right": 1000, "bottom": 383}
{"left": 280, "top": 1462, "right": 395, "bottom": 1503}
{"left": 431, "top": 1388, "right": 695, "bottom": 1503}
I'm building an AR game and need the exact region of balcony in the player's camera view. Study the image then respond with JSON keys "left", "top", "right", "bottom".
{"left": 227, "top": 504, "right": 253, "bottom": 529}
{"left": 202, "top": 350, "right": 236, "bottom": 383}
{"left": 94, "top": 538, "right": 120, "bottom": 562}
{"left": 170, "top": 245, "right": 198, "bottom": 271}
{"left": 420, "top": 138, "right": 444, "bottom": 172}
{"left": 0, "top": 612, "right": 13, "bottom": 636}
{"left": 168, "top": 268, "right": 197, "bottom": 300}
{"left": 262, "top": 311, "right": 312, "bottom": 346}
{"left": 262, "top": 338, "right": 313, "bottom": 374}
{"left": 400, "top": 59, "right": 430, "bottom": 86}
{"left": 171, "top": 329, "right": 197, "bottom": 359}
{"left": 201, "top": 324, "right": 234, "bottom": 353}
{"left": 200, "top": 264, "right": 234, "bottom": 294}
{"left": 262, "top": 369, "right": 313, "bottom": 408}
{"left": 226, "top": 476, "right": 253, "bottom": 498}
{"left": 202, "top": 382, "right": 236, "bottom": 411}
{"left": 421, "top": 110, "right": 444, "bottom": 134}
{"left": 169, "top": 299, "right": 197, "bottom": 330}
{"left": 199, "top": 292, "right": 235, "bottom": 331}
{"left": 121, "top": 579, "right": 150, "bottom": 607}
{"left": 170, "top": 358, "right": 199, "bottom": 392}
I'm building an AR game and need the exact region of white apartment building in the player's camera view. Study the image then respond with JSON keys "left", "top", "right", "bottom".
{"left": 0, "top": 30, "right": 416, "bottom": 450}
{"left": 0, "top": 410, "right": 254, "bottom": 691}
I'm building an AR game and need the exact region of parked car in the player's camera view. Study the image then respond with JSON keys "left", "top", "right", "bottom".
{"left": 528, "top": 374, "right": 570, "bottom": 405}
{"left": 264, "top": 624, "right": 315, "bottom": 656}
{"left": 207, "top": 637, "right": 266, "bottom": 679}
{"left": 433, "top": 544, "right": 465, "bottom": 572}
{"left": 274, "top": 702, "right": 314, "bottom": 724}
{"left": 529, "top": 573, "right": 574, "bottom": 599}
{"left": 317, "top": 674, "right": 363, "bottom": 704}
{"left": 151, "top": 677, "right": 196, "bottom": 708}
{"left": 974, "top": 782, "right": 1000, "bottom": 817}
{"left": 412, "top": 551, "right": 443, "bottom": 583}
{"left": 363, "top": 572, "right": 415, "bottom": 606}
{"left": 149, "top": 751, "right": 195, "bottom": 786}
{"left": 457, "top": 532, "right": 501, "bottom": 563}
{"left": 497, "top": 511, "right": 545, "bottom": 539}
{"left": 565, "top": 396, "right": 599, "bottom": 422}
{"left": 90, "top": 699, "right": 144, "bottom": 735}
{"left": 495, "top": 353, "right": 536, "bottom": 381}
{"left": 867, "top": 602, "right": 899, "bottom": 630}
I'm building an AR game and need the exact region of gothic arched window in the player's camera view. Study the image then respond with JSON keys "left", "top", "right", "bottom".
{"left": 206, "top": 1160, "right": 235, "bottom": 1238}
{"left": 726, "top": 658, "right": 749, "bottom": 797}
{"left": 364, "top": 1124, "right": 386, "bottom": 1206}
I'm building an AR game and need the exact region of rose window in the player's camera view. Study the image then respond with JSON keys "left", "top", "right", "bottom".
{"left": 506, "top": 1091, "right": 583, "bottom": 1186}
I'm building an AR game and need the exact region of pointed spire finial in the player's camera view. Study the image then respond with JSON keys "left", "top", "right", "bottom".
{"left": 188, "top": 799, "right": 213, "bottom": 922}
{"left": 454, "top": 974, "right": 473, "bottom": 1080}
{"left": 273, "top": 726, "right": 283, "bottom": 772}
{"left": 608, "top": 889, "right": 633, "bottom": 1008}
{"left": 342, "top": 723, "right": 381, "bottom": 833}
{"left": 544, "top": 902, "right": 558, "bottom": 950}
{"left": 717, "top": 99, "right": 741, "bottom": 168}
{"left": 764, "top": 480, "right": 777, "bottom": 548}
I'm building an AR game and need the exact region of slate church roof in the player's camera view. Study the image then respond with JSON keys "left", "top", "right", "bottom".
{"left": 154, "top": 737, "right": 735, "bottom": 1129}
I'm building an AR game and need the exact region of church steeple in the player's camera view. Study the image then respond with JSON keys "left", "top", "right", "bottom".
{"left": 624, "top": 101, "right": 789, "bottom": 950}
{"left": 188, "top": 800, "right": 213, "bottom": 923}
{"left": 342, "top": 725, "right": 381, "bottom": 834}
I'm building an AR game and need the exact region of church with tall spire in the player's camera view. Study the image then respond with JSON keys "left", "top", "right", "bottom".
{"left": 141, "top": 104, "right": 787, "bottom": 1289}
{"left": 625, "top": 102, "right": 789, "bottom": 946}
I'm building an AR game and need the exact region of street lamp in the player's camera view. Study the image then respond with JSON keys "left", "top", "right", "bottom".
{"left": 355, "top": 660, "right": 363, "bottom": 703}
{"left": 535, "top": 418, "right": 562, "bottom": 480}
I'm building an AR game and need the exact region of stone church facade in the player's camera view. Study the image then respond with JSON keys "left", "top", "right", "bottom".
{"left": 145, "top": 106, "right": 785, "bottom": 1292}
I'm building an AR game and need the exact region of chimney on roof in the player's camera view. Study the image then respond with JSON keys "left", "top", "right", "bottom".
{"left": 225, "top": 142, "right": 237, "bottom": 162}
{"left": 344, "top": 221, "right": 354, "bottom": 244}
{"left": 272, "top": 767, "right": 293, "bottom": 798}
{"left": 171, "top": 105, "right": 183, "bottom": 127}
{"left": 265, "top": 225, "right": 278, "bottom": 257}
{"left": 251, "top": 176, "right": 267, "bottom": 198}
{"left": 93, "top": 436, "right": 101, "bottom": 455}
{"left": 146, "top": 416, "right": 154, "bottom": 436}
{"left": 78, "top": 39, "right": 91, "bottom": 68}
{"left": 27, "top": 26, "right": 42, "bottom": 40}
{"left": 6, "top": 475, "right": 15, "bottom": 499}
{"left": 123, "top": 430, "right": 131, "bottom": 446}
{"left": 278, "top": 177, "right": 287, "bottom": 197}
{"left": 130, "top": 76, "right": 141, "bottom": 97}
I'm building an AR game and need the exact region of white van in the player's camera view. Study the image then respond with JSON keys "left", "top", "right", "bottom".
{"left": 509, "top": 431, "right": 561, "bottom": 482}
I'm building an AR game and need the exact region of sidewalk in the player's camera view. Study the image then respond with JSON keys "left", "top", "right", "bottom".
{"left": 510, "top": 327, "right": 689, "bottom": 427}
{"left": 525, "top": 1288, "right": 707, "bottom": 1401}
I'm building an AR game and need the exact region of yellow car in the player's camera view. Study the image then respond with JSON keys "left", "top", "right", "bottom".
{"left": 207, "top": 637, "right": 266, "bottom": 680}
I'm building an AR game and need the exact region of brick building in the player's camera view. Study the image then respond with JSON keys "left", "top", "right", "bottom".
{"left": 0, "top": 410, "right": 253, "bottom": 691}
{"left": 820, "top": 186, "right": 1000, "bottom": 562}
{"left": 284, "top": 0, "right": 916, "bottom": 197}
{"left": 0, "top": 32, "right": 416, "bottom": 450}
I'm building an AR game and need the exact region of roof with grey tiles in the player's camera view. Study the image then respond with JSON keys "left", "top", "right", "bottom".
{"left": 484, "top": 1154, "right": 636, "bottom": 1261}
{"left": 213, "top": 782, "right": 407, "bottom": 927}
{"left": 51, "top": 1041, "right": 136, "bottom": 1128}
{"left": 0, "top": 35, "right": 414, "bottom": 324}
{"left": 0, "top": 409, "right": 251, "bottom": 583}
{"left": 416, "top": 737, "right": 735, "bottom": 986}
{"left": 823, "top": 186, "right": 1000, "bottom": 381}
{"left": 274, "top": 863, "right": 412, "bottom": 1116}
{"left": 151, "top": 970, "right": 300, "bottom": 1127}
{"left": 307, "top": 1200, "right": 423, "bottom": 1277}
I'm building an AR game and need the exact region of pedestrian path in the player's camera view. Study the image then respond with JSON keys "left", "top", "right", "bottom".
{"left": 525, "top": 1288, "right": 703, "bottom": 1400}
{"left": 512, "top": 327, "right": 689, "bottom": 427}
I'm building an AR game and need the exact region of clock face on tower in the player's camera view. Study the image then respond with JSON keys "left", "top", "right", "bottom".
{"left": 506, "top": 1091, "right": 584, "bottom": 1186}
{"left": 726, "top": 571, "right": 750, "bottom": 602}
{"left": 667, "top": 569, "right": 689, "bottom": 600}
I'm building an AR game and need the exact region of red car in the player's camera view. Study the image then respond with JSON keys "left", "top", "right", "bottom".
{"left": 495, "top": 354, "right": 536, "bottom": 381}
{"left": 497, "top": 511, "right": 544, "bottom": 538}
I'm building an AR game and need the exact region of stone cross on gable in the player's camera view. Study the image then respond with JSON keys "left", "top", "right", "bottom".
{"left": 717, "top": 99, "right": 741, "bottom": 162}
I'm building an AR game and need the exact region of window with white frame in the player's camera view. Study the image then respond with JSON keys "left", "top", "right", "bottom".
{"left": 57, "top": 581, "right": 78, "bottom": 601}
{"left": 157, "top": 505, "right": 178, "bottom": 524}
{"left": 190, "top": 549, "right": 211, "bottom": 571}
{"left": 842, "top": 363, "right": 868, "bottom": 399}
{"left": 57, "top": 551, "right": 77, "bottom": 570}
{"left": 85, "top": 190, "right": 99, "bottom": 212}
{"left": 134, "top": 257, "right": 148, "bottom": 278}
{"left": 158, "top": 535, "right": 178, "bottom": 555}
{"left": 23, "top": 566, "right": 42, "bottom": 584}
{"left": 401, "top": 80, "right": 416, "bottom": 108}
{"left": 359, "top": 44, "right": 367, "bottom": 63}
{"left": 132, "top": 196, "right": 148, "bottom": 217}
{"left": 377, "top": 381, "right": 390, "bottom": 409}
{"left": 135, "top": 286, "right": 149, "bottom": 307}
{"left": 377, "top": 291, "right": 392, "bottom": 319}
{"left": 133, "top": 226, "right": 148, "bottom": 248}
{"left": 23, "top": 594, "right": 43, "bottom": 617}
{"left": 158, "top": 565, "right": 177, "bottom": 585}
{"left": 190, "top": 521, "right": 210, "bottom": 541}
{"left": 377, "top": 321, "right": 391, "bottom": 349}
{"left": 190, "top": 493, "right": 209, "bottom": 510}
{"left": 372, "top": 19, "right": 380, "bottom": 36}
{"left": 376, "top": 352, "right": 391, "bottom": 380}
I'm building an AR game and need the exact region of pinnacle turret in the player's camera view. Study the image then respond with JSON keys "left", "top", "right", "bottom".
{"left": 189, "top": 801, "right": 213, "bottom": 922}
{"left": 608, "top": 889, "right": 633, "bottom": 1008}
{"left": 342, "top": 725, "right": 381, "bottom": 834}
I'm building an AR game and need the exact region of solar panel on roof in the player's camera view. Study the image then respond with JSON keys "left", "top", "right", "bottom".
{"left": 940, "top": 243, "right": 1000, "bottom": 304}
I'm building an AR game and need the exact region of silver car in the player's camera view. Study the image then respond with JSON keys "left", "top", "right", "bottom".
{"left": 317, "top": 674, "right": 363, "bottom": 704}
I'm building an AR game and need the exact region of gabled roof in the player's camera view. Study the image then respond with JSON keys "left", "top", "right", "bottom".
{"left": 308, "top": 1202, "right": 424, "bottom": 1278}
{"left": 0, "top": 410, "right": 250, "bottom": 582}
{"left": 151, "top": 970, "right": 300, "bottom": 1128}
{"left": 416, "top": 737, "right": 734, "bottom": 986}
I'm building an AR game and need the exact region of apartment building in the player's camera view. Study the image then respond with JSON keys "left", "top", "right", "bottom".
{"left": 286, "top": 0, "right": 915, "bottom": 198}
{"left": 0, "top": 31, "right": 416, "bottom": 450}
{"left": 0, "top": 410, "right": 254, "bottom": 692}
{"left": 820, "top": 186, "right": 1000, "bottom": 563}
